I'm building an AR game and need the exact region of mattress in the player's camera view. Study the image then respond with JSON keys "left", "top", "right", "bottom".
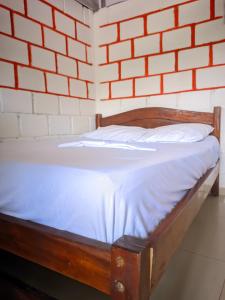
{"left": 0, "top": 136, "right": 219, "bottom": 243}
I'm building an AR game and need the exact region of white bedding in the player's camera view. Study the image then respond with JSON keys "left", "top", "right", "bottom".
{"left": 0, "top": 136, "right": 219, "bottom": 243}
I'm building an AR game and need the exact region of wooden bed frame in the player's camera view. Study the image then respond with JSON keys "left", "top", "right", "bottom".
{"left": 0, "top": 107, "right": 221, "bottom": 300}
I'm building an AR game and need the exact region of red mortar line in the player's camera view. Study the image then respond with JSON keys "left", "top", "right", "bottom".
{"left": 67, "top": 77, "right": 71, "bottom": 97}
{"left": 99, "top": 62, "right": 225, "bottom": 85}
{"left": 52, "top": 7, "right": 56, "bottom": 30}
{"left": 39, "top": 0, "right": 90, "bottom": 28}
{"left": 109, "top": 82, "right": 112, "bottom": 99}
{"left": 143, "top": 15, "right": 148, "bottom": 36}
{"left": 9, "top": 10, "right": 15, "bottom": 36}
{"left": 41, "top": 25, "right": 45, "bottom": 47}
{"left": 14, "top": 64, "right": 19, "bottom": 88}
{"left": 99, "top": 0, "right": 198, "bottom": 28}
{"left": 159, "top": 32, "right": 163, "bottom": 53}
{"left": 191, "top": 24, "right": 195, "bottom": 47}
{"left": 24, "top": 0, "right": 28, "bottom": 17}
{"left": 86, "top": 82, "right": 89, "bottom": 99}
{"left": 160, "top": 75, "right": 164, "bottom": 94}
{"left": 65, "top": 37, "right": 69, "bottom": 56}
{"left": 98, "top": 39, "right": 225, "bottom": 66}
{"left": 209, "top": 44, "right": 213, "bottom": 66}
{"left": 10, "top": 10, "right": 92, "bottom": 48}
{"left": 106, "top": 46, "right": 109, "bottom": 64}
{"left": 117, "top": 23, "right": 120, "bottom": 42}
{"left": 175, "top": 51, "right": 178, "bottom": 72}
{"left": 27, "top": 44, "right": 32, "bottom": 66}
{"left": 210, "top": 0, "right": 215, "bottom": 19}
{"left": 0, "top": 85, "right": 95, "bottom": 100}
{"left": 55, "top": 53, "right": 58, "bottom": 73}
{"left": 99, "top": 16, "right": 223, "bottom": 48}
{"left": 132, "top": 78, "right": 135, "bottom": 97}
{"left": 118, "top": 61, "right": 121, "bottom": 80}
{"left": 43, "top": 72, "right": 47, "bottom": 92}
{"left": 174, "top": 6, "right": 179, "bottom": 27}
{"left": 192, "top": 69, "right": 196, "bottom": 90}
{"left": 0, "top": 57, "right": 94, "bottom": 84}
{"left": 0, "top": 31, "right": 92, "bottom": 66}
{"left": 101, "top": 85, "right": 225, "bottom": 101}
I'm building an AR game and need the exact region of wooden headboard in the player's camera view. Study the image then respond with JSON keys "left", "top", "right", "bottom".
{"left": 96, "top": 107, "right": 221, "bottom": 141}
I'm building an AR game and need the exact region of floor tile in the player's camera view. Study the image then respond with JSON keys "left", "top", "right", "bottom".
{"left": 180, "top": 196, "right": 225, "bottom": 261}
{"left": 151, "top": 250, "right": 225, "bottom": 300}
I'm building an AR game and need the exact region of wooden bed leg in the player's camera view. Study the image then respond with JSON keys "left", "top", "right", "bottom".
{"left": 211, "top": 175, "right": 220, "bottom": 196}
{"left": 111, "top": 236, "right": 151, "bottom": 300}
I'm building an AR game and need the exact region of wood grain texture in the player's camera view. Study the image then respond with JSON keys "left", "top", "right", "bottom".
{"left": 0, "top": 214, "right": 111, "bottom": 294}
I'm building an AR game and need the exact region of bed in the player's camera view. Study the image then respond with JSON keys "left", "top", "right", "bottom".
{"left": 0, "top": 107, "right": 221, "bottom": 300}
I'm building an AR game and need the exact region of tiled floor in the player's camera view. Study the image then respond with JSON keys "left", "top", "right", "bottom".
{"left": 0, "top": 195, "right": 225, "bottom": 300}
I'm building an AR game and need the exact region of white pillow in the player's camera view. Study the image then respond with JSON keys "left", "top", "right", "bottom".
{"left": 82, "top": 125, "right": 147, "bottom": 142}
{"left": 137, "top": 123, "right": 214, "bottom": 143}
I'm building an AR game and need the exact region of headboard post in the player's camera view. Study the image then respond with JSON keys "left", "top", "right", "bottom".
{"left": 213, "top": 106, "right": 221, "bottom": 142}
{"left": 96, "top": 114, "right": 102, "bottom": 128}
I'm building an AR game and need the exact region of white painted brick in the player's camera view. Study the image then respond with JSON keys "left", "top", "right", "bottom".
{"left": 99, "top": 64, "right": 118, "bottom": 82}
{"left": 120, "top": 98, "right": 147, "bottom": 113}
{"left": 77, "top": 23, "right": 92, "bottom": 45}
{"left": 0, "top": 7, "right": 11, "bottom": 34}
{"left": 44, "top": 0, "right": 63, "bottom": 10}
{"left": 179, "top": 0, "right": 210, "bottom": 25}
{"left": 135, "top": 76, "right": 160, "bottom": 96}
{"left": 70, "top": 79, "right": 87, "bottom": 98}
{"left": 78, "top": 62, "right": 94, "bottom": 81}
{"left": 96, "top": 47, "right": 107, "bottom": 64}
{"left": 0, "top": 34, "right": 28, "bottom": 64}
{"left": 213, "top": 42, "right": 225, "bottom": 65}
{"left": 120, "top": 18, "right": 144, "bottom": 40}
{"left": 68, "top": 38, "right": 86, "bottom": 61}
{"left": 44, "top": 28, "right": 66, "bottom": 55}
{"left": 0, "top": 114, "right": 19, "bottom": 138}
{"left": 33, "top": 93, "right": 59, "bottom": 115}
{"left": 31, "top": 46, "right": 56, "bottom": 72}
{"left": 46, "top": 73, "right": 68, "bottom": 95}
{"left": 105, "top": 0, "right": 162, "bottom": 24}
{"left": 55, "top": 11, "right": 75, "bottom": 38}
{"left": 111, "top": 79, "right": 133, "bottom": 98}
{"left": 215, "top": 0, "right": 224, "bottom": 17}
{"left": 88, "top": 83, "right": 95, "bottom": 99}
{"left": 0, "top": 0, "right": 24, "bottom": 13}
{"left": 59, "top": 96, "right": 80, "bottom": 115}
{"left": 80, "top": 100, "right": 95, "bottom": 115}
{"left": 2, "top": 89, "right": 32, "bottom": 113}
{"left": 96, "top": 99, "right": 121, "bottom": 116}
{"left": 149, "top": 53, "right": 175, "bottom": 75}
{"left": 87, "top": 47, "right": 93, "bottom": 64}
{"left": 97, "top": 83, "right": 109, "bottom": 99}
{"left": 147, "top": 94, "right": 177, "bottom": 109}
{"left": 163, "top": 27, "right": 191, "bottom": 51}
{"left": 83, "top": 6, "right": 92, "bottom": 26}
{"left": 18, "top": 66, "right": 45, "bottom": 91}
{"left": 57, "top": 54, "right": 77, "bottom": 77}
{"left": 197, "top": 66, "right": 225, "bottom": 89}
{"left": 0, "top": 61, "right": 14, "bottom": 87}
{"left": 109, "top": 41, "right": 131, "bottom": 62}
{"left": 211, "top": 89, "right": 225, "bottom": 132}
{"left": 72, "top": 115, "right": 91, "bottom": 134}
{"left": 14, "top": 14, "right": 42, "bottom": 46}
{"left": 162, "top": 0, "right": 191, "bottom": 5}
{"left": 147, "top": 9, "right": 174, "bottom": 34}
{"left": 27, "top": 0, "right": 52, "bottom": 27}
{"left": 164, "top": 70, "right": 192, "bottom": 93}
{"left": 64, "top": 0, "right": 83, "bottom": 23}
{"left": 98, "top": 25, "right": 117, "bottom": 45}
{"left": 134, "top": 34, "right": 160, "bottom": 57}
{"left": 49, "top": 115, "right": 71, "bottom": 135}
{"left": 177, "top": 90, "right": 211, "bottom": 112}
{"left": 196, "top": 19, "right": 225, "bottom": 45}
{"left": 20, "top": 114, "right": 48, "bottom": 137}
{"left": 179, "top": 46, "right": 209, "bottom": 70}
{"left": 121, "top": 58, "right": 145, "bottom": 79}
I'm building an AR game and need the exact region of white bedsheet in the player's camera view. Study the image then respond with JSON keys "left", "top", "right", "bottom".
{"left": 0, "top": 136, "right": 219, "bottom": 243}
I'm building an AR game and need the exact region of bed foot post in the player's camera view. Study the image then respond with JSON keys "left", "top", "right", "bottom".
{"left": 211, "top": 175, "right": 219, "bottom": 196}
{"left": 111, "top": 236, "right": 151, "bottom": 300}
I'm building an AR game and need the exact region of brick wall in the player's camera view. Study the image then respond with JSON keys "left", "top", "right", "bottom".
{"left": 95, "top": 0, "right": 225, "bottom": 188}
{"left": 0, "top": 0, "right": 95, "bottom": 138}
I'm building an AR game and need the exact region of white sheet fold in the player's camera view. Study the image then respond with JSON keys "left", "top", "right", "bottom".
{"left": 58, "top": 140, "right": 156, "bottom": 151}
